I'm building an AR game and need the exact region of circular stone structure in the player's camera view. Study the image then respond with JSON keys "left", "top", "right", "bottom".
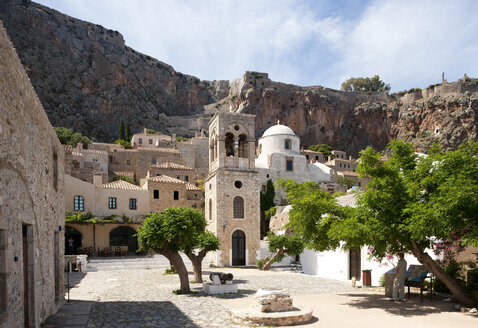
{"left": 231, "top": 307, "right": 313, "bottom": 326}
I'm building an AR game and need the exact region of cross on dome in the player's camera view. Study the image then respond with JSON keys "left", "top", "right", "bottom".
{"left": 277, "top": 119, "right": 280, "bottom": 125}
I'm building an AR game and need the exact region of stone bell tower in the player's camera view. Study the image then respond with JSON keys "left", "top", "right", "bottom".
{"left": 205, "top": 112, "right": 260, "bottom": 266}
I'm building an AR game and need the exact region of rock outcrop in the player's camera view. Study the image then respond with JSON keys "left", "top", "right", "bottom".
{"left": 213, "top": 72, "right": 478, "bottom": 155}
{"left": 0, "top": 0, "right": 228, "bottom": 140}
{"left": 1, "top": 1, "right": 477, "bottom": 154}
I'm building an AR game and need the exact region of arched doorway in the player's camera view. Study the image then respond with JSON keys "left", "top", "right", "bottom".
{"left": 110, "top": 226, "right": 138, "bottom": 253}
{"left": 65, "top": 226, "right": 82, "bottom": 255}
{"left": 232, "top": 230, "right": 246, "bottom": 266}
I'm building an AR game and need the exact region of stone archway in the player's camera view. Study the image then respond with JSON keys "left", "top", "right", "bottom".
{"left": 232, "top": 230, "right": 246, "bottom": 266}
{"left": 65, "top": 226, "right": 82, "bottom": 255}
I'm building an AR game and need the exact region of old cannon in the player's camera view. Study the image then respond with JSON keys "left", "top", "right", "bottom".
{"left": 209, "top": 272, "right": 234, "bottom": 285}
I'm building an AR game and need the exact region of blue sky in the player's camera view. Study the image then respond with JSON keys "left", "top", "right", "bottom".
{"left": 36, "top": 0, "right": 478, "bottom": 92}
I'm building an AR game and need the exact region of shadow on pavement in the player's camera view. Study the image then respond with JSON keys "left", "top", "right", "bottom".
{"left": 341, "top": 292, "right": 461, "bottom": 317}
{"left": 46, "top": 300, "right": 200, "bottom": 327}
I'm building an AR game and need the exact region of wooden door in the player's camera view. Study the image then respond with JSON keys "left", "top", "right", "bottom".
{"left": 232, "top": 230, "right": 245, "bottom": 266}
{"left": 349, "top": 249, "right": 361, "bottom": 280}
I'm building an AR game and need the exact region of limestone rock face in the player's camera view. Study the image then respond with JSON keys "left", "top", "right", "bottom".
{"left": 216, "top": 72, "right": 478, "bottom": 155}
{"left": 0, "top": 0, "right": 229, "bottom": 140}
{"left": 1, "top": 1, "right": 477, "bottom": 153}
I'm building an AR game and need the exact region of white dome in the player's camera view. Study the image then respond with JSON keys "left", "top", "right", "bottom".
{"left": 262, "top": 124, "right": 296, "bottom": 138}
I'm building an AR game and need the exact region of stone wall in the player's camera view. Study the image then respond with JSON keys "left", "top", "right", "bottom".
{"left": 0, "top": 21, "right": 64, "bottom": 328}
{"left": 147, "top": 179, "right": 202, "bottom": 213}
{"left": 135, "top": 148, "right": 184, "bottom": 182}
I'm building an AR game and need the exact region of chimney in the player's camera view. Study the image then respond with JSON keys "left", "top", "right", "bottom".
{"left": 349, "top": 155, "right": 352, "bottom": 161}
{"left": 143, "top": 127, "right": 147, "bottom": 134}
{"left": 328, "top": 155, "right": 331, "bottom": 162}
{"left": 172, "top": 134, "right": 176, "bottom": 141}
{"left": 76, "top": 142, "right": 83, "bottom": 150}
{"left": 93, "top": 174, "right": 103, "bottom": 187}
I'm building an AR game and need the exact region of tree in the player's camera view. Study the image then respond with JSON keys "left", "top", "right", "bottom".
{"left": 336, "top": 176, "right": 355, "bottom": 189}
{"left": 260, "top": 179, "right": 275, "bottom": 237}
{"left": 184, "top": 231, "right": 219, "bottom": 282}
{"left": 137, "top": 207, "right": 207, "bottom": 293}
{"left": 341, "top": 75, "right": 391, "bottom": 93}
{"left": 261, "top": 232, "right": 305, "bottom": 270}
{"left": 125, "top": 121, "right": 131, "bottom": 141}
{"left": 280, "top": 142, "right": 478, "bottom": 306}
{"left": 114, "top": 139, "right": 133, "bottom": 149}
{"left": 308, "top": 144, "right": 333, "bottom": 159}
{"left": 54, "top": 127, "right": 92, "bottom": 148}
{"left": 119, "top": 119, "right": 125, "bottom": 140}
{"left": 112, "top": 175, "right": 136, "bottom": 185}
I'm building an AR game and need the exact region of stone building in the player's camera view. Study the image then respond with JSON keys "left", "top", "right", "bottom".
{"left": 0, "top": 22, "right": 64, "bottom": 328}
{"left": 148, "top": 161, "right": 195, "bottom": 183}
{"left": 205, "top": 112, "right": 261, "bottom": 266}
{"left": 145, "top": 175, "right": 203, "bottom": 213}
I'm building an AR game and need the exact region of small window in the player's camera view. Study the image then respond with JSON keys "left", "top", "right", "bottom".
{"left": 53, "top": 150, "right": 58, "bottom": 191}
{"left": 174, "top": 191, "right": 179, "bottom": 200}
{"left": 151, "top": 157, "right": 156, "bottom": 164}
{"left": 315, "top": 156, "right": 319, "bottom": 160}
{"left": 129, "top": 198, "right": 137, "bottom": 210}
{"left": 108, "top": 197, "right": 117, "bottom": 209}
{"left": 286, "top": 159, "right": 293, "bottom": 171}
{"left": 306, "top": 155, "right": 309, "bottom": 160}
{"left": 154, "top": 190, "right": 159, "bottom": 199}
{"left": 156, "top": 174, "right": 161, "bottom": 176}
{"left": 358, "top": 181, "right": 361, "bottom": 187}
{"left": 339, "top": 163, "right": 342, "bottom": 167}
{"left": 233, "top": 196, "right": 244, "bottom": 218}
{"left": 285, "top": 139, "right": 291, "bottom": 150}
{"left": 139, "top": 138, "right": 143, "bottom": 144}
{"left": 234, "top": 181, "right": 242, "bottom": 189}
{"left": 261, "top": 184, "right": 266, "bottom": 192}
{"left": 177, "top": 176, "right": 181, "bottom": 180}
{"left": 149, "top": 139, "right": 153, "bottom": 144}
{"left": 185, "top": 176, "right": 189, "bottom": 182}
{"left": 74, "top": 195, "right": 84, "bottom": 211}
{"left": 194, "top": 193, "right": 198, "bottom": 199}
{"left": 126, "top": 160, "right": 131, "bottom": 165}
{"left": 266, "top": 174, "right": 270, "bottom": 179}
{"left": 92, "top": 158, "right": 98, "bottom": 163}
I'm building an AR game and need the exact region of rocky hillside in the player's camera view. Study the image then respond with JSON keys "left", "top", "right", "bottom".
{"left": 0, "top": 0, "right": 228, "bottom": 140}
{"left": 1, "top": 0, "right": 477, "bottom": 154}
{"left": 212, "top": 72, "right": 478, "bottom": 155}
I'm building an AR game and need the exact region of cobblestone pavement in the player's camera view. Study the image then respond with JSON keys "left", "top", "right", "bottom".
{"left": 65, "top": 255, "right": 353, "bottom": 327}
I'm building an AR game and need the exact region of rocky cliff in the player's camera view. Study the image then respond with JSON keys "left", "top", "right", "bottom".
{"left": 212, "top": 72, "right": 478, "bottom": 155}
{"left": 1, "top": 0, "right": 477, "bottom": 154}
{"left": 0, "top": 0, "right": 229, "bottom": 140}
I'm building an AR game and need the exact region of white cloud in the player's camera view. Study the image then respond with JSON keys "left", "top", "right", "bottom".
{"left": 35, "top": 0, "right": 478, "bottom": 91}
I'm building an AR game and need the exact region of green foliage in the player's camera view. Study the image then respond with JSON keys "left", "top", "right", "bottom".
{"left": 434, "top": 259, "right": 466, "bottom": 293}
{"left": 119, "top": 119, "right": 125, "bottom": 140}
{"left": 264, "top": 206, "right": 276, "bottom": 221}
{"left": 113, "top": 175, "right": 136, "bottom": 185}
{"left": 146, "top": 128, "right": 162, "bottom": 135}
{"left": 260, "top": 179, "right": 276, "bottom": 236}
{"left": 336, "top": 177, "right": 355, "bottom": 189}
{"left": 176, "top": 135, "right": 189, "bottom": 142}
{"left": 267, "top": 232, "right": 305, "bottom": 261}
{"left": 65, "top": 211, "right": 118, "bottom": 224}
{"left": 121, "top": 214, "right": 133, "bottom": 223}
{"left": 125, "top": 122, "right": 131, "bottom": 141}
{"left": 54, "top": 127, "right": 92, "bottom": 148}
{"left": 137, "top": 207, "right": 206, "bottom": 253}
{"left": 114, "top": 139, "right": 133, "bottom": 149}
{"left": 308, "top": 144, "right": 334, "bottom": 158}
{"left": 341, "top": 75, "right": 391, "bottom": 93}
{"left": 209, "top": 263, "right": 220, "bottom": 268}
{"left": 379, "top": 274, "right": 386, "bottom": 287}
{"left": 164, "top": 265, "right": 178, "bottom": 275}
{"left": 276, "top": 179, "right": 347, "bottom": 251}
{"left": 196, "top": 231, "right": 220, "bottom": 253}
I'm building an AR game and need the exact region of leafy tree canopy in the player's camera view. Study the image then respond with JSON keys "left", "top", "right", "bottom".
{"left": 261, "top": 231, "right": 305, "bottom": 270}
{"left": 336, "top": 176, "right": 355, "bottom": 189}
{"left": 114, "top": 139, "right": 133, "bottom": 149}
{"left": 341, "top": 75, "right": 391, "bottom": 93}
{"left": 308, "top": 144, "right": 333, "bottom": 158}
{"left": 54, "top": 127, "right": 92, "bottom": 148}
{"left": 112, "top": 175, "right": 136, "bottom": 185}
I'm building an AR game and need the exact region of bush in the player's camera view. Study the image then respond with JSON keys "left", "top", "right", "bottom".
{"left": 113, "top": 175, "right": 136, "bottom": 185}
{"left": 379, "top": 274, "right": 386, "bottom": 287}
{"left": 434, "top": 259, "right": 466, "bottom": 293}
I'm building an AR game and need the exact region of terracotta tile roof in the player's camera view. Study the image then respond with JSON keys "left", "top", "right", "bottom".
{"left": 137, "top": 147, "right": 179, "bottom": 153}
{"left": 99, "top": 180, "right": 144, "bottom": 190}
{"left": 149, "top": 175, "right": 185, "bottom": 184}
{"left": 71, "top": 151, "right": 84, "bottom": 157}
{"left": 185, "top": 182, "right": 202, "bottom": 191}
{"left": 151, "top": 162, "right": 193, "bottom": 170}
{"left": 81, "top": 149, "right": 108, "bottom": 155}
{"left": 62, "top": 144, "right": 73, "bottom": 153}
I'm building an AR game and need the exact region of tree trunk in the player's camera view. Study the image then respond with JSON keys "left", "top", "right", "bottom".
{"left": 186, "top": 250, "right": 206, "bottom": 283}
{"left": 161, "top": 249, "right": 190, "bottom": 294}
{"left": 410, "top": 241, "right": 476, "bottom": 306}
{"left": 262, "top": 249, "right": 284, "bottom": 270}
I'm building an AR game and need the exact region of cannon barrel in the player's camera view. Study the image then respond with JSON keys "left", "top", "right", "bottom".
{"left": 209, "top": 272, "right": 234, "bottom": 284}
